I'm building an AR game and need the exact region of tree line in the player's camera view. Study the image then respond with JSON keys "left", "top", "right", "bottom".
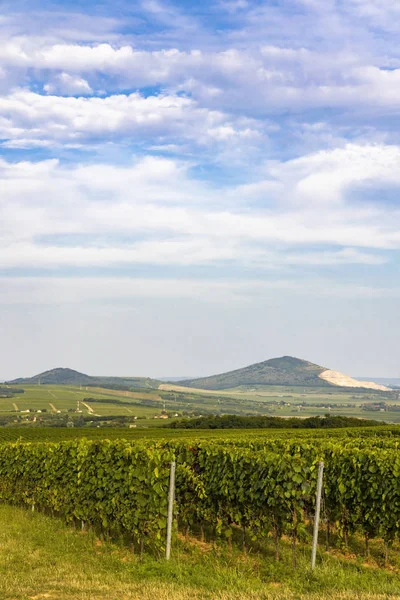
{"left": 165, "top": 414, "right": 383, "bottom": 429}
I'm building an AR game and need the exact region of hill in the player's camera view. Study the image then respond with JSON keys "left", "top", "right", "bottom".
{"left": 178, "top": 356, "right": 390, "bottom": 391}
{"left": 8, "top": 359, "right": 391, "bottom": 393}
{"left": 9, "top": 368, "right": 92, "bottom": 386}
{"left": 7, "top": 368, "right": 161, "bottom": 389}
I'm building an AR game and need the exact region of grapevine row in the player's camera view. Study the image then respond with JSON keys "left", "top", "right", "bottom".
{"left": 0, "top": 424, "right": 399, "bottom": 443}
{"left": 0, "top": 438, "right": 399, "bottom": 557}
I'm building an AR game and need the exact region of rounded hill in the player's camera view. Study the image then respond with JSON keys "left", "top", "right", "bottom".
{"left": 178, "top": 356, "right": 390, "bottom": 391}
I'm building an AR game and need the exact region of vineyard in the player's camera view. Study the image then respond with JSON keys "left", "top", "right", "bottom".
{"left": 0, "top": 423, "right": 400, "bottom": 443}
{"left": 1, "top": 428, "right": 400, "bottom": 566}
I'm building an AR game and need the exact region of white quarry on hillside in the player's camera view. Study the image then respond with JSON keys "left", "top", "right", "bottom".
{"left": 319, "top": 370, "right": 390, "bottom": 391}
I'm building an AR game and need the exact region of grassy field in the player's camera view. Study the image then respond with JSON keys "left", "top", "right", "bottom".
{"left": 160, "top": 383, "right": 400, "bottom": 422}
{"left": 1, "top": 505, "right": 400, "bottom": 600}
{"left": 0, "top": 385, "right": 160, "bottom": 419}
{"left": 2, "top": 382, "right": 399, "bottom": 423}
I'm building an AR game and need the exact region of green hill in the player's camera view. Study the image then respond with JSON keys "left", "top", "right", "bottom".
{"left": 7, "top": 368, "right": 161, "bottom": 389}
{"left": 9, "top": 368, "right": 92, "bottom": 386}
{"left": 178, "top": 356, "right": 332, "bottom": 389}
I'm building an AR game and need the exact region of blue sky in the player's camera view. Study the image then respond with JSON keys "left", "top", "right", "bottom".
{"left": 1, "top": 0, "right": 400, "bottom": 379}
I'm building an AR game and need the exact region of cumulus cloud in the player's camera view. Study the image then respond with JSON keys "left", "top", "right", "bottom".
{"left": 0, "top": 4, "right": 399, "bottom": 287}
{"left": 0, "top": 0, "right": 399, "bottom": 172}
{"left": 0, "top": 89, "right": 262, "bottom": 149}
{"left": 1, "top": 145, "right": 399, "bottom": 278}
{"left": 267, "top": 143, "right": 400, "bottom": 205}
{"left": 1, "top": 36, "right": 400, "bottom": 119}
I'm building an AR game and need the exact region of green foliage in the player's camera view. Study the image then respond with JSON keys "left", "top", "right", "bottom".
{"left": 1, "top": 431, "right": 400, "bottom": 558}
{"left": 0, "top": 440, "right": 174, "bottom": 551}
{"left": 166, "top": 414, "right": 384, "bottom": 429}
{"left": 174, "top": 437, "right": 400, "bottom": 553}
{"left": 0, "top": 387, "right": 25, "bottom": 397}
{"left": 0, "top": 424, "right": 400, "bottom": 443}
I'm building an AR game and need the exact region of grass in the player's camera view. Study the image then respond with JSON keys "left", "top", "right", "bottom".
{"left": 1, "top": 505, "right": 400, "bottom": 600}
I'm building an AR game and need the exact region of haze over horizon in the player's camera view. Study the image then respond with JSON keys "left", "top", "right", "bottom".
{"left": 1, "top": 0, "right": 400, "bottom": 380}
{"left": 2, "top": 350, "right": 399, "bottom": 383}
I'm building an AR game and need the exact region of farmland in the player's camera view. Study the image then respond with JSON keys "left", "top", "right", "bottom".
{"left": 0, "top": 384, "right": 161, "bottom": 424}
{"left": 161, "top": 382, "right": 400, "bottom": 421}
{"left": 0, "top": 423, "right": 398, "bottom": 442}
{"left": 4, "top": 357, "right": 400, "bottom": 426}
{"left": 1, "top": 381, "right": 400, "bottom": 425}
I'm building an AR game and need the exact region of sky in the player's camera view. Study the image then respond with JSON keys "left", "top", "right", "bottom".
{"left": 1, "top": 0, "right": 400, "bottom": 380}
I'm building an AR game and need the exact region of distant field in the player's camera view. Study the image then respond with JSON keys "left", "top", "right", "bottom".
{"left": 0, "top": 384, "right": 160, "bottom": 418}
{"left": 160, "top": 382, "right": 400, "bottom": 422}
{"left": 1, "top": 382, "right": 399, "bottom": 423}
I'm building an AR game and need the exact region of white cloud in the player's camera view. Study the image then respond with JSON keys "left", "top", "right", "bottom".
{"left": 44, "top": 73, "right": 93, "bottom": 95}
{"left": 0, "top": 4, "right": 399, "bottom": 282}
{"left": 0, "top": 145, "right": 400, "bottom": 275}
{"left": 0, "top": 89, "right": 262, "bottom": 149}
{"left": 1, "top": 37, "right": 400, "bottom": 118}
{"left": 0, "top": 241, "right": 386, "bottom": 270}
{"left": 1, "top": 1, "right": 400, "bottom": 379}
{"left": 267, "top": 143, "right": 400, "bottom": 205}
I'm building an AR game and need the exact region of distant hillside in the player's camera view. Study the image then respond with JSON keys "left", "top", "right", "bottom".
{"left": 178, "top": 356, "right": 390, "bottom": 391}
{"left": 7, "top": 368, "right": 161, "bottom": 389}
{"left": 9, "top": 368, "right": 92, "bottom": 386}
{"left": 8, "top": 360, "right": 391, "bottom": 392}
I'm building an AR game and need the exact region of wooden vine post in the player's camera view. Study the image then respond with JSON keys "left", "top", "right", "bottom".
{"left": 311, "top": 461, "right": 324, "bottom": 570}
